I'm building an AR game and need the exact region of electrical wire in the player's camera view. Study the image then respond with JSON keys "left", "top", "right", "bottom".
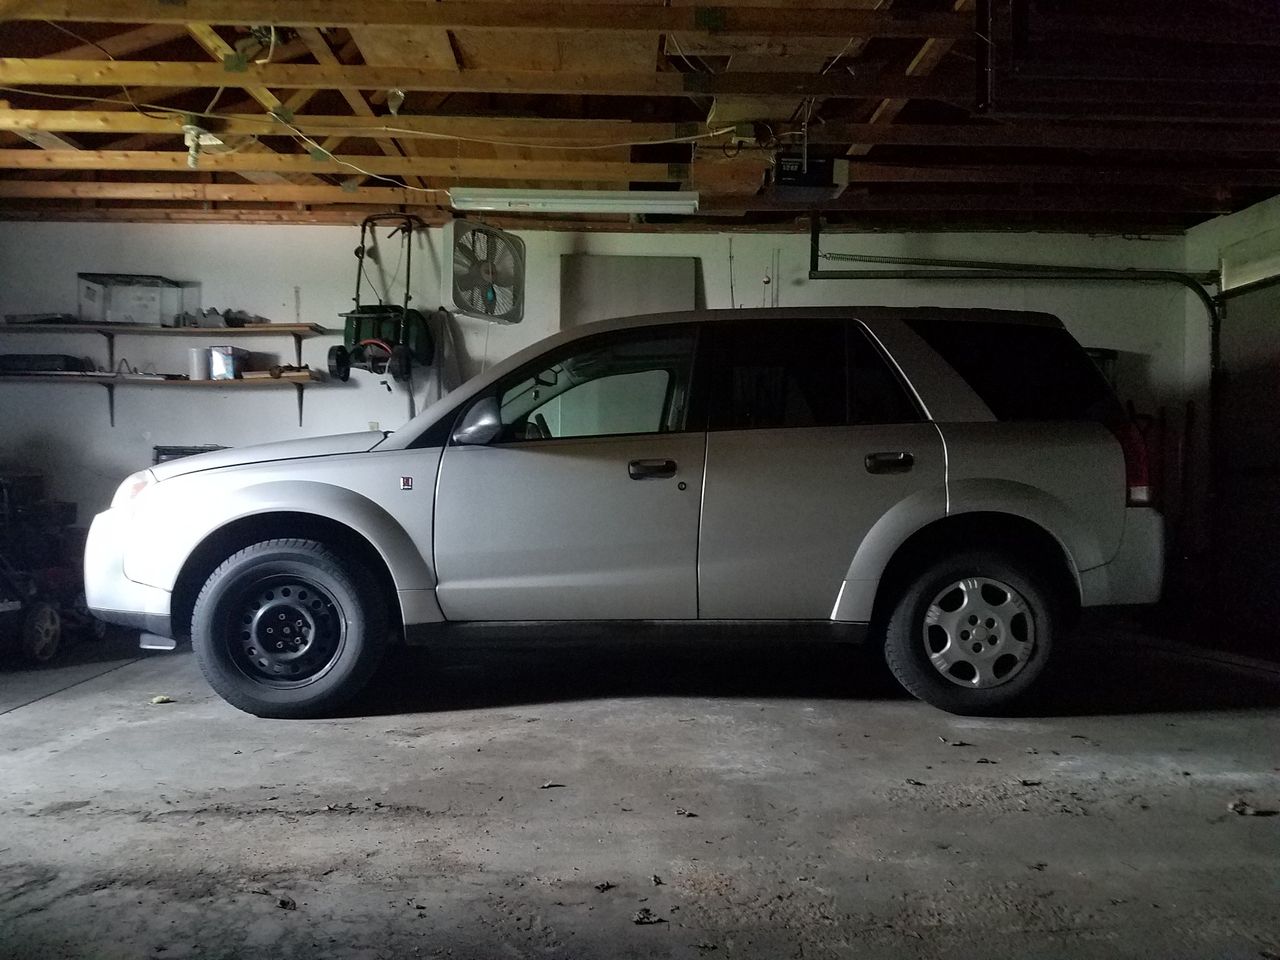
{"left": 38, "top": 22, "right": 172, "bottom": 120}
{"left": 254, "top": 26, "right": 277, "bottom": 65}
{"left": 666, "top": 32, "right": 703, "bottom": 74}
{"left": 821, "top": 37, "right": 857, "bottom": 75}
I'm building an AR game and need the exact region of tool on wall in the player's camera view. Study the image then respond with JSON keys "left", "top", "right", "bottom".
{"left": 327, "top": 213, "right": 437, "bottom": 384}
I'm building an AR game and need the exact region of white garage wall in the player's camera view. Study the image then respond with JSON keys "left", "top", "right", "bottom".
{"left": 0, "top": 220, "right": 1189, "bottom": 518}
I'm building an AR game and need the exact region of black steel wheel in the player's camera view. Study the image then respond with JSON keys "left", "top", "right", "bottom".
{"left": 191, "top": 539, "right": 390, "bottom": 718}
{"left": 327, "top": 344, "right": 351, "bottom": 382}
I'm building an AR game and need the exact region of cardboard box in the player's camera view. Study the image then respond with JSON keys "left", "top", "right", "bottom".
{"left": 77, "top": 273, "right": 200, "bottom": 327}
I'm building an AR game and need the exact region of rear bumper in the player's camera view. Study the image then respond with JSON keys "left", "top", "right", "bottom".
{"left": 84, "top": 508, "right": 174, "bottom": 638}
{"left": 1080, "top": 507, "right": 1164, "bottom": 607}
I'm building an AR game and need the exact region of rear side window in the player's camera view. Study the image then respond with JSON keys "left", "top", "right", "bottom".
{"left": 708, "top": 319, "right": 921, "bottom": 430}
{"left": 908, "top": 318, "right": 1121, "bottom": 421}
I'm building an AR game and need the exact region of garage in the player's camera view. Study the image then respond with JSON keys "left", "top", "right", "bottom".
{"left": 1, "top": 3, "right": 1279, "bottom": 957}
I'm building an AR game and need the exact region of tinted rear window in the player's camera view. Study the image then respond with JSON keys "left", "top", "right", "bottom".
{"left": 708, "top": 319, "right": 921, "bottom": 430}
{"left": 908, "top": 318, "right": 1120, "bottom": 421}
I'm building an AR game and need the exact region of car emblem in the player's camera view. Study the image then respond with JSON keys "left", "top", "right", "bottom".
{"left": 399, "top": 476, "right": 413, "bottom": 491}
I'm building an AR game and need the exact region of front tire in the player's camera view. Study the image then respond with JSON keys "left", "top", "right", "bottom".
{"left": 883, "top": 551, "right": 1061, "bottom": 715}
{"left": 191, "top": 539, "right": 389, "bottom": 718}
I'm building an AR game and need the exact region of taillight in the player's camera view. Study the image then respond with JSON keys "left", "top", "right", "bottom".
{"left": 1111, "top": 420, "right": 1151, "bottom": 506}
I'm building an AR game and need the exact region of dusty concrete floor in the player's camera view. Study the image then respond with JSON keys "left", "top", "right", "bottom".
{"left": 1, "top": 632, "right": 1278, "bottom": 960}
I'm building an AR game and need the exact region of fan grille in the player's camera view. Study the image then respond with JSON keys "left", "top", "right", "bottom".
{"left": 451, "top": 222, "right": 525, "bottom": 323}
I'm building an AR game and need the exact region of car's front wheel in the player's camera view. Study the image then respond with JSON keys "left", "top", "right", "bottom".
{"left": 883, "top": 551, "right": 1062, "bottom": 715}
{"left": 191, "top": 539, "right": 389, "bottom": 719}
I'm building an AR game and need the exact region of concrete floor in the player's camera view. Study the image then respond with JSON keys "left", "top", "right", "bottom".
{"left": 1, "top": 632, "right": 1278, "bottom": 960}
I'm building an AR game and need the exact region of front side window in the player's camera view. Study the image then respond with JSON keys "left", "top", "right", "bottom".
{"left": 495, "top": 326, "right": 697, "bottom": 442}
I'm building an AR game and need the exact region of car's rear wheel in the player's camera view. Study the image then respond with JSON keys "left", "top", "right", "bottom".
{"left": 191, "top": 539, "right": 389, "bottom": 719}
{"left": 883, "top": 551, "right": 1061, "bottom": 715}
{"left": 21, "top": 602, "right": 61, "bottom": 664}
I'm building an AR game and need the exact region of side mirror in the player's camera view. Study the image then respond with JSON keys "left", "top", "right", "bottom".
{"left": 452, "top": 395, "right": 502, "bottom": 445}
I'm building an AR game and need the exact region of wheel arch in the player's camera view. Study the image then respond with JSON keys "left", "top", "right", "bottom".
{"left": 171, "top": 512, "right": 402, "bottom": 641}
{"left": 867, "top": 512, "right": 1083, "bottom": 630}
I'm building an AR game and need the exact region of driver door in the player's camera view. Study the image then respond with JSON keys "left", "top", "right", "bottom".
{"left": 433, "top": 324, "right": 704, "bottom": 621}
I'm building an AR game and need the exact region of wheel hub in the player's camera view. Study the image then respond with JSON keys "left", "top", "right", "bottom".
{"left": 921, "top": 577, "right": 1035, "bottom": 689}
{"left": 232, "top": 579, "right": 343, "bottom": 686}
{"left": 250, "top": 602, "right": 317, "bottom": 660}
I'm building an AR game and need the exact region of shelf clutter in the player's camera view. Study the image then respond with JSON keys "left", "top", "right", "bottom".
{"left": 0, "top": 321, "right": 335, "bottom": 426}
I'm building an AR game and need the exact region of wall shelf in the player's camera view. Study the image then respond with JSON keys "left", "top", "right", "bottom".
{"left": 0, "top": 322, "right": 328, "bottom": 367}
{"left": 0, "top": 370, "right": 326, "bottom": 426}
{"left": 0, "top": 324, "right": 332, "bottom": 426}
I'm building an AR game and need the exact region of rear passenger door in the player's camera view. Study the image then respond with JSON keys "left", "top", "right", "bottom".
{"left": 697, "top": 318, "right": 945, "bottom": 620}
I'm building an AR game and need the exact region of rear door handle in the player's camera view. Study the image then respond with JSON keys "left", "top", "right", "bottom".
{"left": 628, "top": 458, "right": 677, "bottom": 480}
{"left": 865, "top": 451, "right": 914, "bottom": 474}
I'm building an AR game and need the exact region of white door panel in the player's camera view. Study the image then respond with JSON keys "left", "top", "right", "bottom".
{"left": 698, "top": 423, "right": 945, "bottom": 619}
{"left": 434, "top": 433, "right": 704, "bottom": 621}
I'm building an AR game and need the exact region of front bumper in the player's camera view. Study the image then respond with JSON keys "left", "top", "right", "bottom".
{"left": 84, "top": 507, "right": 174, "bottom": 638}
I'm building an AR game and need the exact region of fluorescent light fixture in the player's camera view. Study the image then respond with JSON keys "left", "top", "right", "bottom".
{"left": 448, "top": 188, "right": 699, "bottom": 215}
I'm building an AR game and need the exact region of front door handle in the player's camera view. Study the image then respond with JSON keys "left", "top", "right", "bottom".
{"left": 865, "top": 451, "right": 914, "bottom": 474}
{"left": 628, "top": 458, "right": 677, "bottom": 480}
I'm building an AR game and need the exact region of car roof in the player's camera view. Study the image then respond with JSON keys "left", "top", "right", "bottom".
{"left": 594, "top": 306, "right": 1064, "bottom": 330}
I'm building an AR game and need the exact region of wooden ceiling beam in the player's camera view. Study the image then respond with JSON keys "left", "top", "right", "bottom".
{"left": 849, "top": 0, "right": 973, "bottom": 156}
{"left": 701, "top": 193, "right": 1231, "bottom": 215}
{"left": 183, "top": 24, "right": 322, "bottom": 187}
{"left": 1, "top": 149, "right": 1270, "bottom": 189}
{"left": 9, "top": 109, "right": 1280, "bottom": 155}
{"left": 0, "top": 147, "right": 698, "bottom": 183}
{"left": 1, "top": 3, "right": 970, "bottom": 39}
{"left": 1030, "top": 13, "right": 1280, "bottom": 48}
{"left": 0, "top": 180, "right": 447, "bottom": 204}
{"left": 294, "top": 27, "right": 425, "bottom": 189}
{"left": 0, "top": 59, "right": 963, "bottom": 101}
{"left": 0, "top": 109, "right": 688, "bottom": 144}
{"left": 0, "top": 184, "right": 1226, "bottom": 218}
{"left": 43, "top": 23, "right": 188, "bottom": 60}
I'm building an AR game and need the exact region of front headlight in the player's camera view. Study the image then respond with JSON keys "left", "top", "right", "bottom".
{"left": 111, "top": 470, "right": 155, "bottom": 509}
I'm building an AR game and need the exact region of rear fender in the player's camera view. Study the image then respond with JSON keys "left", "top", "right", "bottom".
{"left": 831, "top": 480, "right": 1094, "bottom": 622}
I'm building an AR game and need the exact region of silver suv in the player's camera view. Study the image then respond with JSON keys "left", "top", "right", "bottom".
{"left": 86, "top": 308, "right": 1163, "bottom": 718}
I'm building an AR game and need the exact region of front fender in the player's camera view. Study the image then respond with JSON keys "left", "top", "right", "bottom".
{"left": 124, "top": 478, "right": 434, "bottom": 594}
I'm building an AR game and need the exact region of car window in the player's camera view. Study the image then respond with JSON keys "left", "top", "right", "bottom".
{"left": 708, "top": 319, "right": 920, "bottom": 430}
{"left": 849, "top": 324, "right": 923, "bottom": 424}
{"left": 908, "top": 318, "right": 1122, "bottom": 421}
{"left": 709, "top": 319, "right": 847, "bottom": 430}
{"left": 496, "top": 326, "right": 697, "bottom": 442}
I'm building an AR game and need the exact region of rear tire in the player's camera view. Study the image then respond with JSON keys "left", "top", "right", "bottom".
{"left": 327, "top": 344, "right": 351, "bottom": 382}
{"left": 883, "top": 551, "right": 1061, "bottom": 715}
{"left": 21, "top": 602, "right": 61, "bottom": 664}
{"left": 191, "top": 539, "right": 389, "bottom": 719}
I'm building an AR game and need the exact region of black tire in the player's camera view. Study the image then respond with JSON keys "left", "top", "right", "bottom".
{"left": 327, "top": 344, "right": 351, "bottom": 382}
{"left": 883, "top": 551, "right": 1061, "bottom": 715}
{"left": 191, "top": 539, "right": 389, "bottom": 719}
{"left": 388, "top": 344, "right": 412, "bottom": 382}
{"left": 21, "top": 601, "right": 61, "bottom": 664}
